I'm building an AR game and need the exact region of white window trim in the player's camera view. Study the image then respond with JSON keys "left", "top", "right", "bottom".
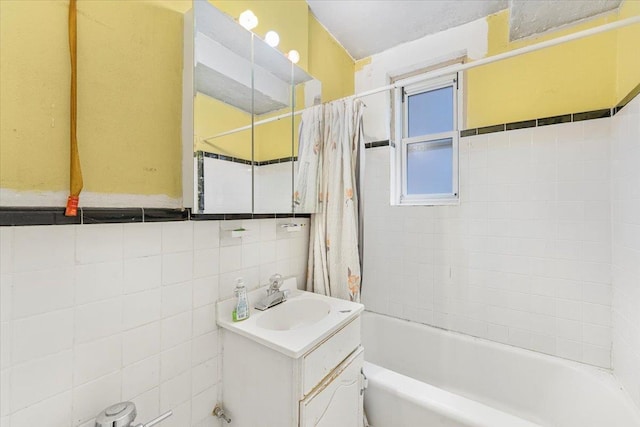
{"left": 391, "top": 72, "right": 462, "bottom": 206}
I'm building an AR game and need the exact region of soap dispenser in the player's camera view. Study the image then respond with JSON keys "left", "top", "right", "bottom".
{"left": 232, "top": 277, "right": 250, "bottom": 321}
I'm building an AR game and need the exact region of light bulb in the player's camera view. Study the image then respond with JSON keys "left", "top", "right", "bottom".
{"left": 239, "top": 10, "right": 258, "bottom": 30}
{"left": 265, "top": 30, "right": 280, "bottom": 47}
{"left": 287, "top": 50, "right": 300, "bottom": 64}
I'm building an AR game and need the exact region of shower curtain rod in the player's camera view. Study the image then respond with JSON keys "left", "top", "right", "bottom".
{"left": 202, "top": 15, "right": 640, "bottom": 143}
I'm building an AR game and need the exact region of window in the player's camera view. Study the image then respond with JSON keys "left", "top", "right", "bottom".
{"left": 391, "top": 73, "right": 460, "bottom": 205}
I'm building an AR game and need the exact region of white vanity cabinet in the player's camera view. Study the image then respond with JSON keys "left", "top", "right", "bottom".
{"left": 220, "top": 316, "right": 364, "bottom": 427}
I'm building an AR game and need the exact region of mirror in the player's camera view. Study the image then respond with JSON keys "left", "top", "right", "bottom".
{"left": 253, "top": 74, "right": 309, "bottom": 214}
{"left": 185, "top": 0, "right": 318, "bottom": 214}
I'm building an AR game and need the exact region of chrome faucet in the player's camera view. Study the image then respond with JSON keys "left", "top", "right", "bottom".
{"left": 254, "top": 274, "right": 288, "bottom": 311}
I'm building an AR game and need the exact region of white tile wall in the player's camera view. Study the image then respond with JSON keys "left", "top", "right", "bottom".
{"left": 0, "top": 218, "right": 309, "bottom": 427}
{"left": 611, "top": 95, "right": 640, "bottom": 409}
{"left": 202, "top": 158, "right": 298, "bottom": 215}
{"left": 362, "top": 118, "right": 614, "bottom": 368}
{"left": 202, "top": 158, "right": 252, "bottom": 214}
{"left": 254, "top": 161, "right": 296, "bottom": 214}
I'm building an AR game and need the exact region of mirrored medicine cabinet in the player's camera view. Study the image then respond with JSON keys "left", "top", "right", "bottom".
{"left": 182, "top": 0, "right": 322, "bottom": 215}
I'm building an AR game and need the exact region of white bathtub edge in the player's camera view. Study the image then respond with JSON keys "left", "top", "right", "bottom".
{"left": 363, "top": 361, "right": 543, "bottom": 427}
{"left": 364, "top": 310, "right": 640, "bottom": 404}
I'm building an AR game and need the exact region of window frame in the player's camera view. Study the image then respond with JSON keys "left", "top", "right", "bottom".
{"left": 391, "top": 72, "right": 462, "bottom": 206}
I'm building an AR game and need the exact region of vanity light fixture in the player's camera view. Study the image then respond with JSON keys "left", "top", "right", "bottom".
{"left": 265, "top": 30, "right": 280, "bottom": 47}
{"left": 239, "top": 9, "right": 258, "bottom": 30}
{"left": 238, "top": 11, "right": 299, "bottom": 63}
{"left": 287, "top": 49, "right": 300, "bottom": 64}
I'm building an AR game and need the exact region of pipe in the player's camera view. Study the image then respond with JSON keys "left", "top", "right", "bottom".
{"left": 213, "top": 405, "right": 232, "bottom": 423}
{"left": 137, "top": 410, "right": 173, "bottom": 427}
{"left": 202, "top": 15, "right": 640, "bottom": 142}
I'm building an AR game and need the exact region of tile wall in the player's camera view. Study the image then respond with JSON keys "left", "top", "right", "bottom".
{"left": 201, "top": 157, "right": 297, "bottom": 214}
{"left": 254, "top": 162, "right": 297, "bottom": 214}
{"left": 362, "top": 118, "right": 614, "bottom": 368}
{"left": 202, "top": 158, "right": 252, "bottom": 213}
{"left": 0, "top": 218, "right": 308, "bottom": 427}
{"left": 611, "top": 94, "right": 640, "bottom": 408}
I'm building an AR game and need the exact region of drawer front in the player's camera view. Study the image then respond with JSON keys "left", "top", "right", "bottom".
{"left": 299, "top": 346, "right": 364, "bottom": 427}
{"left": 302, "top": 316, "right": 361, "bottom": 396}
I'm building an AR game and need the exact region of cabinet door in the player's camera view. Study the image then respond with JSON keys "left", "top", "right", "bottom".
{"left": 299, "top": 347, "right": 364, "bottom": 427}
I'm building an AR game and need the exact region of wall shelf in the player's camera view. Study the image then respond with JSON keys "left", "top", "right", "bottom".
{"left": 193, "top": 0, "right": 313, "bottom": 115}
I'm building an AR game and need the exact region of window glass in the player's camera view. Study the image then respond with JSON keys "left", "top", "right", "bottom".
{"left": 406, "top": 138, "right": 453, "bottom": 195}
{"left": 407, "top": 86, "right": 453, "bottom": 137}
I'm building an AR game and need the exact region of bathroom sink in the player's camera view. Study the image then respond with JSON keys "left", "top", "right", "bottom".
{"left": 256, "top": 299, "right": 331, "bottom": 331}
{"left": 217, "top": 277, "right": 364, "bottom": 358}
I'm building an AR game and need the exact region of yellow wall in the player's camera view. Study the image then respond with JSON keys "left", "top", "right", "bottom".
{"left": 0, "top": 0, "right": 355, "bottom": 200}
{"left": 616, "top": 0, "right": 640, "bottom": 103}
{"left": 308, "top": 14, "right": 355, "bottom": 103}
{"left": 0, "top": 0, "right": 183, "bottom": 197}
{"left": 466, "top": 9, "right": 620, "bottom": 128}
{"left": 195, "top": 97, "right": 300, "bottom": 162}
{"left": 254, "top": 106, "right": 301, "bottom": 161}
{"left": 194, "top": 94, "right": 252, "bottom": 159}
{"left": 194, "top": 84, "right": 304, "bottom": 161}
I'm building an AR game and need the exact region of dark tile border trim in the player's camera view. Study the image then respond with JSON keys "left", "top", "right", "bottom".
{"left": 1, "top": 207, "right": 312, "bottom": 227}
{"left": 573, "top": 109, "right": 610, "bottom": 122}
{"left": 201, "top": 151, "right": 252, "bottom": 166}
{"left": 506, "top": 119, "right": 536, "bottom": 131}
{"left": 257, "top": 156, "right": 298, "bottom": 166}
{"left": 197, "top": 151, "right": 205, "bottom": 213}
{"left": 0, "top": 207, "right": 81, "bottom": 226}
{"left": 477, "top": 124, "right": 505, "bottom": 134}
{"left": 460, "top": 83, "right": 640, "bottom": 138}
{"left": 538, "top": 114, "right": 572, "bottom": 127}
{"left": 190, "top": 213, "right": 225, "bottom": 221}
{"left": 143, "top": 208, "right": 189, "bottom": 222}
{"left": 222, "top": 213, "right": 254, "bottom": 220}
{"left": 199, "top": 151, "right": 298, "bottom": 166}
{"left": 364, "top": 140, "right": 390, "bottom": 149}
{"left": 190, "top": 212, "right": 311, "bottom": 221}
{"left": 460, "top": 106, "right": 624, "bottom": 138}
{"left": 83, "top": 208, "right": 143, "bottom": 224}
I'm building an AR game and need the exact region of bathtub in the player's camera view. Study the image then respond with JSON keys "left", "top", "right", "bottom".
{"left": 362, "top": 311, "right": 640, "bottom": 427}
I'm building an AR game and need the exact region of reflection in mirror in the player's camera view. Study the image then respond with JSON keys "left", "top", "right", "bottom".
{"left": 254, "top": 75, "right": 312, "bottom": 214}
{"left": 192, "top": 0, "right": 253, "bottom": 213}
{"left": 250, "top": 33, "right": 315, "bottom": 214}
{"left": 252, "top": 89, "right": 293, "bottom": 214}
{"left": 292, "top": 73, "right": 326, "bottom": 215}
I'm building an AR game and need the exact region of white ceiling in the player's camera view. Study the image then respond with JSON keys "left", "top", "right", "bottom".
{"left": 306, "top": 0, "right": 623, "bottom": 60}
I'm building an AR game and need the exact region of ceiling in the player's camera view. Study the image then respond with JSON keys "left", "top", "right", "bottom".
{"left": 510, "top": 0, "right": 622, "bottom": 39}
{"left": 306, "top": 0, "right": 623, "bottom": 60}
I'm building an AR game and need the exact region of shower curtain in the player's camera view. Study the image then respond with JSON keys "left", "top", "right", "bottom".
{"left": 297, "top": 99, "right": 365, "bottom": 302}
